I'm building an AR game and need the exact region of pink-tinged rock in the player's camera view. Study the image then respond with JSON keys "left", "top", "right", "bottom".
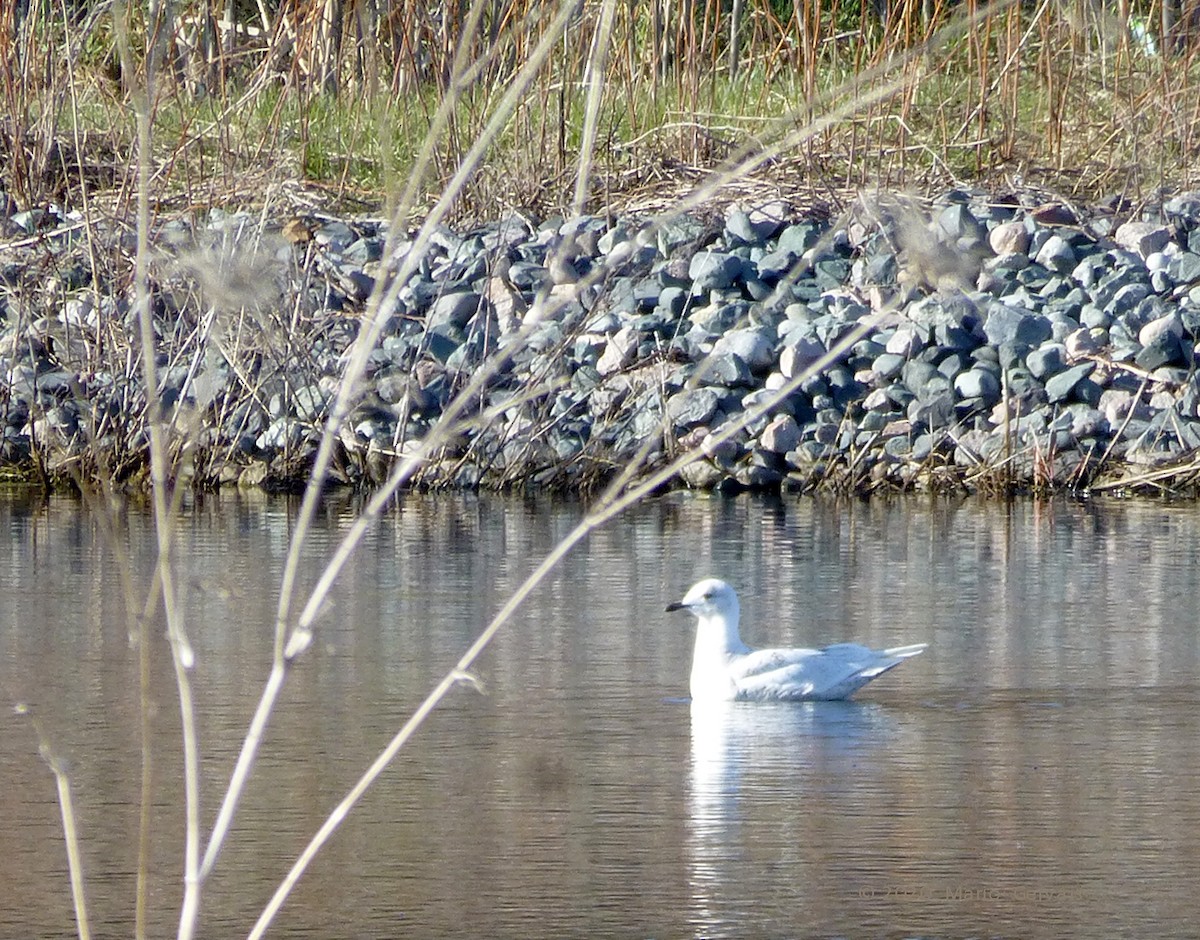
{"left": 1029, "top": 203, "right": 1078, "bottom": 225}
{"left": 484, "top": 275, "right": 528, "bottom": 332}
{"left": 1115, "top": 220, "right": 1171, "bottom": 259}
{"left": 863, "top": 388, "right": 892, "bottom": 411}
{"left": 1098, "top": 388, "right": 1150, "bottom": 426}
{"left": 866, "top": 285, "right": 892, "bottom": 312}
{"left": 779, "top": 337, "right": 825, "bottom": 378}
{"left": 758, "top": 414, "right": 802, "bottom": 453}
{"left": 989, "top": 220, "right": 1030, "bottom": 255}
{"left": 885, "top": 327, "right": 925, "bottom": 357}
{"left": 596, "top": 325, "right": 638, "bottom": 375}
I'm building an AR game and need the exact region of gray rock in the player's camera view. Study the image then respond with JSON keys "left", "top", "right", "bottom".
{"left": 755, "top": 248, "right": 801, "bottom": 280}
{"left": 742, "top": 277, "right": 772, "bottom": 303}
{"left": 988, "top": 251, "right": 1031, "bottom": 276}
{"left": 735, "top": 462, "right": 784, "bottom": 488}
{"left": 813, "top": 258, "right": 851, "bottom": 289}
{"left": 954, "top": 368, "right": 1001, "bottom": 402}
{"left": 777, "top": 222, "right": 822, "bottom": 255}
{"left": 1106, "top": 282, "right": 1152, "bottom": 317}
{"left": 1044, "top": 362, "right": 1096, "bottom": 403}
{"left": 257, "top": 418, "right": 305, "bottom": 451}
{"left": 911, "top": 433, "right": 939, "bottom": 460}
{"left": 901, "top": 359, "right": 940, "bottom": 393}
{"left": 935, "top": 322, "right": 980, "bottom": 351}
{"left": 1071, "top": 255, "right": 1108, "bottom": 289}
{"left": 1068, "top": 376, "right": 1100, "bottom": 408}
{"left": 713, "top": 327, "right": 776, "bottom": 372}
{"left": 1035, "top": 234, "right": 1077, "bottom": 273}
{"left": 689, "top": 252, "right": 744, "bottom": 292}
{"left": 984, "top": 304, "right": 1053, "bottom": 347}
{"left": 667, "top": 388, "right": 721, "bottom": 428}
{"left": 862, "top": 388, "right": 893, "bottom": 411}
{"left": 871, "top": 352, "right": 906, "bottom": 381}
{"left": 1092, "top": 269, "right": 1148, "bottom": 310}
{"left": 292, "top": 385, "right": 328, "bottom": 422}
{"left": 859, "top": 409, "right": 890, "bottom": 430}
{"left": 690, "top": 301, "right": 745, "bottom": 333}
{"left": 1135, "top": 330, "right": 1184, "bottom": 370}
{"left": 1064, "top": 327, "right": 1105, "bottom": 358}
{"left": 742, "top": 387, "right": 794, "bottom": 419}
{"left": 656, "top": 257, "right": 692, "bottom": 287}
{"left": 699, "top": 353, "right": 754, "bottom": 387}
{"left": 937, "top": 352, "right": 969, "bottom": 380}
{"left": 37, "top": 403, "right": 79, "bottom": 440}
{"left": 430, "top": 291, "right": 483, "bottom": 329}
{"left": 1066, "top": 405, "right": 1109, "bottom": 438}
{"left": 656, "top": 285, "right": 689, "bottom": 317}
{"left": 1079, "top": 304, "right": 1112, "bottom": 329}
{"left": 936, "top": 203, "right": 989, "bottom": 244}
{"left": 747, "top": 201, "right": 790, "bottom": 239}
{"left": 914, "top": 372, "right": 954, "bottom": 403}
{"left": 1165, "top": 194, "right": 1200, "bottom": 227}
{"left": 908, "top": 388, "right": 955, "bottom": 428}
{"left": 592, "top": 222, "right": 629, "bottom": 255}
{"left": 680, "top": 458, "right": 730, "bottom": 488}
{"left": 726, "top": 206, "right": 780, "bottom": 244}
{"left": 812, "top": 423, "right": 838, "bottom": 445}
{"left": 1026, "top": 343, "right": 1068, "bottom": 379}
{"left": 19, "top": 190, "right": 1200, "bottom": 494}
{"left": 631, "top": 278, "right": 661, "bottom": 311}
{"left": 1167, "top": 251, "right": 1200, "bottom": 285}
{"left": 854, "top": 248, "right": 899, "bottom": 287}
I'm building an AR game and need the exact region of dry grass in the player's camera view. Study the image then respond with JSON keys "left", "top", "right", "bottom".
{"left": 1, "top": 0, "right": 1198, "bottom": 224}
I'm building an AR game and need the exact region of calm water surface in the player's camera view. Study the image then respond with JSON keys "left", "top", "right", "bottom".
{"left": 2, "top": 491, "right": 1199, "bottom": 937}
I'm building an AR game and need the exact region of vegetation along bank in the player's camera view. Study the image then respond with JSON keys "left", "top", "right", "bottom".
{"left": 5, "top": 187, "right": 1200, "bottom": 496}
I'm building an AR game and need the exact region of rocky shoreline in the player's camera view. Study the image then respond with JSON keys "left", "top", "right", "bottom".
{"left": 5, "top": 187, "right": 1200, "bottom": 495}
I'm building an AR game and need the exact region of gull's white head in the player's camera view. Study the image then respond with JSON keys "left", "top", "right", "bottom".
{"left": 666, "top": 578, "right": 740, "bottom": 623}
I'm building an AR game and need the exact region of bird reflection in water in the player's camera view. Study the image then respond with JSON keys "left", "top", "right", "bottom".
{"left": 686, "top": 699, "right": 898, "bottom": 936}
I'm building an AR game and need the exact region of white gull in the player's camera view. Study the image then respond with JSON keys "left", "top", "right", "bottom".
{"left": 667, "top": 577, "right": 927, "bottom": 702}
